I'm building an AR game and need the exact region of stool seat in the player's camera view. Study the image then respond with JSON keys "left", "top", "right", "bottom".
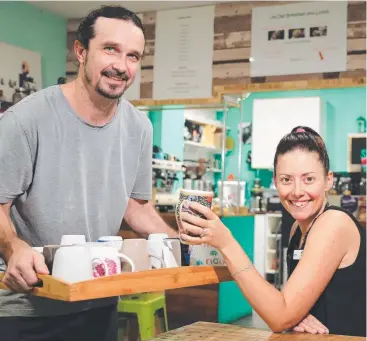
{"left": 118, "top": 292, "right": 168, "bottom": 340}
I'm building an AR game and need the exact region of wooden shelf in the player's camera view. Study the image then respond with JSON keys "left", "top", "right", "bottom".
{"left": 214, "top": 77, "right": 366, "bottom": 96}
{"left": 132, "top": 97, "right": 239, "bottom": 110}
{"left": 0, "top": 266, "right": 231, "bottom": 302}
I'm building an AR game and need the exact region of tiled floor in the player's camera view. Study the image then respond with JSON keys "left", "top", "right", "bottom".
{"left": 232, "top": 311, "right": 270, "bottom": 330}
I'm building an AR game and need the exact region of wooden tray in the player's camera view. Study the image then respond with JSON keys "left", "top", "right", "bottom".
{"left": 0, "top": 266, "right": 232, "bottom": 302}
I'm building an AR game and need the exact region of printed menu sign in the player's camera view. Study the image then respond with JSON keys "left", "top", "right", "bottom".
{"left": 153, "top": 6, "right": 215, "bottom": 99}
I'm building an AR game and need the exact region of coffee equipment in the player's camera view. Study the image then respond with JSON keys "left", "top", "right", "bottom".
{"left": 250, "top": 178, "right": 265, "bottom": 212}
{"left": 217, "top": 180, "right": 246, "bottom": 207}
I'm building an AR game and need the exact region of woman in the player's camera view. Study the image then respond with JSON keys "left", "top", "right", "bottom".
{"left": 180, "top": 126, "right": 366, "bottom": 337}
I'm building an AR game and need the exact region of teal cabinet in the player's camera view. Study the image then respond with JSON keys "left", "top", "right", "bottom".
{"left": 218, "top": 216, "right": 254, "bottom": 323}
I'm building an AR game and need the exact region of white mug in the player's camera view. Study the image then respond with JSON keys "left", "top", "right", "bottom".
{"left": 164, "top": 238, "right": 181, "bottom": 268}
{"left": 97, "top": 236, "right": 123, "bottom": 250}
{"left": 52, "top": 245, "right": 135, "bottom": 283}
{"left": 89, "top": 244, "right": 134, "bottom": 277}
{"left": 121, "top": 239, "right": 165, "bottom": 271}
{"left": 60, "top": 234, "right": 86, "bottom": 246}
{"left": 147, "top": 237, "right": 181, "bottom": 269}
{"left": 148, "top": 233, "right": 168, "bottom": 241}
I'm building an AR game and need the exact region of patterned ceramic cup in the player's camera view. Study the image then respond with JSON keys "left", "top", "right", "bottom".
{"left": 175, "top": 189, "right": 214, "bottom": 245}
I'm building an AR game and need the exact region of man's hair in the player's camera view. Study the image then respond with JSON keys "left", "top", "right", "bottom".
{"left": 76, "top": 5, "right": 145, "bottom": 49}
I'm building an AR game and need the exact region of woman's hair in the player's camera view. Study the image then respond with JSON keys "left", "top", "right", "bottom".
{"left": 273, "top": 126, "right": 330, "bottom": 176}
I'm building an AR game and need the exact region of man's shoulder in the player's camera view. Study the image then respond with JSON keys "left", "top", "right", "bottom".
{"left": 119, "top": 98, "right": 152, "bottom": 133}
{"left": 6, "top": 86, "right": 59, "bottom": 124}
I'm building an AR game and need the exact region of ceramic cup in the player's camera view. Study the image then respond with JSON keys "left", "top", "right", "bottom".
{"left": 163, "top": 238, "right": 182, "bottom": 267}
{"left": 97, "top": 236, "right": 123, "bottom": 251}
{"left": 60, "top": 234, "right": 86, "bottom": 246}
{"left": 147, "top": 234, "right": 181, "bottom": 269}
{"left": 175, "top": 189, "right": 214, "bottom": 245}
{"left": 121, "top": 239, "right": 165, "bottom": 272}
{"left": 51, "top": 244, "right": 135, "bottom": 283}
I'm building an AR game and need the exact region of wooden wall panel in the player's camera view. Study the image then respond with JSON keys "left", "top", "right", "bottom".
{"left": 66, "top": 1, "right": 366, "bottom": 98}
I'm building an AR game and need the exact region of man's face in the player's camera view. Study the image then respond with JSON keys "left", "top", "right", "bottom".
{"left": 82, "top": 17, "right": 144, "bottom": 99}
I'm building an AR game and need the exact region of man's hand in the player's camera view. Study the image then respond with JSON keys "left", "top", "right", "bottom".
{"left": 293, "top": 314, "right": 329, "bottom": 334}
{"left": 2, "top": 239, "right": 49, "bottom": 292}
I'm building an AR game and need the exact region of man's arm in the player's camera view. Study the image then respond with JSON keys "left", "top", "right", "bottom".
{"left": 123, "top": 198, "right": 178, "bottom": 238}
{"left": 0, "top": 112, "right": 49, "bottom": 292}
{"left": 0, "top": 202, "right": 49, "bottom": 292}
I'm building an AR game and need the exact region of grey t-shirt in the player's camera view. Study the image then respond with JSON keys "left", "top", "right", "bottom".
{"left": 0, "top": 85, "right": 152, "bottom": 316}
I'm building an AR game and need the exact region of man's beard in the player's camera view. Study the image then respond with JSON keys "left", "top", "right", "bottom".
{"left": 83, "top": 58, "right": 130, "bottom": 100}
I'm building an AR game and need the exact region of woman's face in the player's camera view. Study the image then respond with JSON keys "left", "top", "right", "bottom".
{"left": 274, "top": 149, "right": 333, "bottom": 222}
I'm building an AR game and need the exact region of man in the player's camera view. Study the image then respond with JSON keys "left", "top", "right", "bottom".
{"left": 0, "top": 6, "right": 176, "bottom": 341}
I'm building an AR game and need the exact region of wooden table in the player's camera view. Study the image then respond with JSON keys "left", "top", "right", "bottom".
{"left": 150, "top": 322, "right": 366, "bottom": 340}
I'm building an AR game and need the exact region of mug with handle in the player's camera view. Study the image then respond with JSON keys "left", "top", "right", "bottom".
{"left": 148, "top": 233, "right": 168, "bottom": 269}
{"left": 89, "top": 244, "right": 135, "bottom": 277}
{"left": 175, "top": 189, "right": 214, "bottom": 245}
{"left": 52, "top": 244, "right": 135, "bottom": 283}
{"left": 121, "top": 239, "right": 165, "bottom": 271}
{"left": 60, "top": 234, "right": 86, "bottom": 246}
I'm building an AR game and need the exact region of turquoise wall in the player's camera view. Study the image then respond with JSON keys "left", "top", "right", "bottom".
{"left": 149, "top": 109, "right": 185, "bottom": 161}
{"left": 224, "top": 86, "right": 366, "bottom": 195}
{"left": 218, "top": 216, "right": 254, "bottom": 322}
{"left": 0, "top": 1, "right": 67, "bottom": 88}
{"left": 149, "top": 109, "right": 185, "bottom": 190}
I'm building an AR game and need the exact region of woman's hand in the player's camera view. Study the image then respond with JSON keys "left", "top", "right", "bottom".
{"left": 293, "top": 314, "right": 329, "bottom": 334}
{"left": 179, "top": 201, "right": 234, "bottom": 250}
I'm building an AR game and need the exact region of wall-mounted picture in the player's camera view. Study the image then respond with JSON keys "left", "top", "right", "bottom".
{"left": 268, "top": 30, "right": 285, "bottom": 41}
{"left": 288, "top": 28, "right": 305, "bottom": 39}
{"left": 310, "top": 26, "right": 328, "bottom": 37}
{"left": 0, "top": 42, "right": 42, "bottom": 104}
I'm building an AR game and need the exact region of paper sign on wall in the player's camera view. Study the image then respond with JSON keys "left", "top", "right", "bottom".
{"left": 251, "top": 2, "right": 348, "bottom": 77}
{"left": 153, "top": 6, "right": 215, "bottom": 99}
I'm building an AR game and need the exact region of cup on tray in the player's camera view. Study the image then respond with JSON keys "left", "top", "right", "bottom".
{"left": 121, "top": 239, "right": 165, "bottom": 272}
{"left": 175, "top": 189, "right": 214, "bottom": 245}
{"left": 51, "top": 244, "right": 135, "bottom": 284}
{"left": 147, "top": 234, "right": 181, "bottom": 268}
{"left": 97, "top": 236, "right": 123, "bottom": 251}
{"left": 60, "top": 234, "right": 86, "bottom": 246}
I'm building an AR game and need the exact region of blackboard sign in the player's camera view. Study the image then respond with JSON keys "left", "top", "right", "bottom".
{"left": 348, "top": 134, "right": 367, "bottom": 172}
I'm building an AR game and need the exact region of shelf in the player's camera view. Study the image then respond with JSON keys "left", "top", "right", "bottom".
{"left": 131, "top": 96, "right": 240, "bottom": 110}
{"left": 0, "top": 266, "right": 232, "bottom": 302}
{"left": 152, "top": 159, "right": 183, "bottom": 171}
{"left": 184, "top": 113, "right": 226, "bottom": 131}
{"left": 267, "top": 249, "right": 277, "bottom": 254}
{"left": 152, "top": 164, "right": 184, "bottom": 171}
{"left": 184, "top": 141, "right": 222, "bottom": 154}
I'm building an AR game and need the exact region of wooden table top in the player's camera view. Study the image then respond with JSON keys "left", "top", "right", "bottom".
{"left": 150, "top": 322, "right": 366, "bottom": 340}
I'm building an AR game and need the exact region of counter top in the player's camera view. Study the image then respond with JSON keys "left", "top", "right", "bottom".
{"left": 150, "top": 322, "right": 365, "bottom": 340}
